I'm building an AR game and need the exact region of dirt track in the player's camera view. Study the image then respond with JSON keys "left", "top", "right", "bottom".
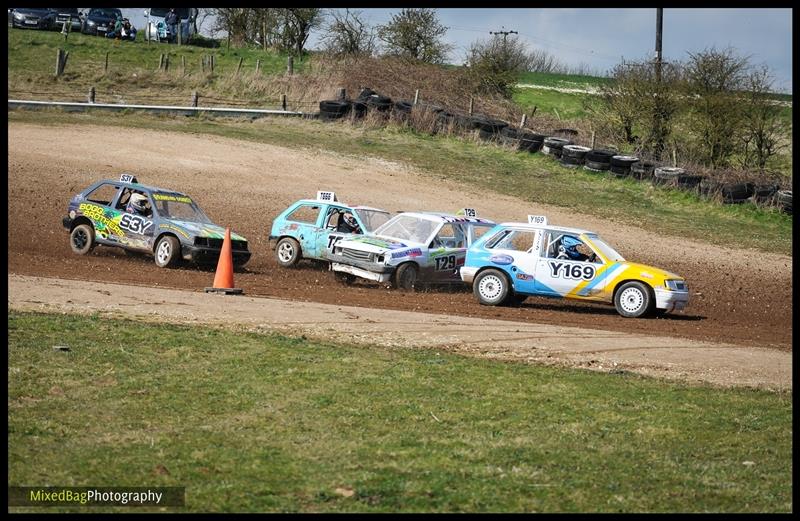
{"left": 7, "top": 122, "right": 793, "bottom": 357}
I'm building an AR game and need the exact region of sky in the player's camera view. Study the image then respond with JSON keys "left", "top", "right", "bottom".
{"left": 119, "top": 8, "right": 793, "bottom": 92}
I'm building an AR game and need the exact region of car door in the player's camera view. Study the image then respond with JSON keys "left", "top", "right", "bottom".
{"left": 482, "top": 228, "right": 544, "bottom": 295}
{"left": 283, "top": 203, "right": 324, "bottom": 259}
{"left": 315, "top": 204, "right": 352, "bottom": 259}
{"left": 114, "top": 189, "right": 156, "bottom": 251}
{"left": 428, "top": 223, "right": 468, "bottom": 283}
{"left": 535, "top": 232, "right": 604, "bottom": 299}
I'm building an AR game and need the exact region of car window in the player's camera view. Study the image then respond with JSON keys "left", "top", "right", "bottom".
{"left": 286, "top": 204, "right": 321, "bottom": 225}
{"left": 432, "top": 223, "right": 465, "bottom": 249}
{"left": 493, "top": 230, "right": 536, "bottom": 252}
{"left": 323, "top": 207, "right": 342, "bottom": 229}
{"left": 85, "top": 183, "right": 119, "bottom": 206}
{"left": 469, "top": 223, "right": 495, "bottom": 245}
{"left": 544, "top": 231, "right": 600, "bottom": 263}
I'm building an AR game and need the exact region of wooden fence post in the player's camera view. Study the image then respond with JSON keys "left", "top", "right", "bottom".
{"left": 413, "top": 89, "right": 419, "bottom": 105}
{"left": 88, "top": 86, "right": 96, "bottom": 104}
{"left": 520, "top": 113, "right": 527, "bottom": 128}
{"left": 255, "top": 59, "right": 261, "bottom": 74}
{"left": 672, "top": 148, "right": 678, "bottom": 167}
{"left": 55, "top": 49, "right": 63, "bottom": 76}
{"left": 191, "top": 91, "right": 198, "bottom": 107}
{"left": 159, "top": 53, "right": 164, "bottom": 71}
{"left": 211, "top": 54, "right": 215, "bottom": 74}
{"left": 287, "top": 56, "right": 294, "bottom": 75}
{"left": 104, "top": 52, "right": 109, "bottom": 73}
{"left": 164, "top": 54, "right": 170, "bottom": 72}
{"left": 591, "top": 131, "right": 596, "bottom": 149}
{"left": 337, "top": 88, "right": 346, "bottom": 100}
{"left": 281, "top": 94, "right": 287, "bottom": 111}
{"left": 531, "top": 106, "right": 538, "bottom": 117}
{"left": 468, "top": 97, "right": 474, "bottom": 115}
{"left": 182, "top": 55, "right": 186, "bottom": 75}
{"left": 177, "top": 20, "right": 182, "bottom": 45}
{"left": 554, "top": 108, "right": 561, "bottom": 121}
{"left": 235, "top": 57, "right": 243, "bottom": 76}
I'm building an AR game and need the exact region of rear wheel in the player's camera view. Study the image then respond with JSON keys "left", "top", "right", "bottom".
{"left": 474, "top": 269, "right": 510, "bottom": 306}
{"left": 70, "top": 224, "right": 96, "bottom": 255}
{"left": 276, "top": 237, "right": 301, "bottom": 267}
{"left": 154, "top": 235, "right": 181, "bottom": 268}
{"left": 614, "top": 281, "right": 655, "bottom": 318}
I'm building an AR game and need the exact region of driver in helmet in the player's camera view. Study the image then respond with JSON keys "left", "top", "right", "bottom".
{"left": 337, "top": 211, "right": 362, "bottom": 234}
{"left": 126, "top": 193, "right": 151, "bottom": 217}
{"left": 557, "top": 235, "right": 591, "bottom": 262}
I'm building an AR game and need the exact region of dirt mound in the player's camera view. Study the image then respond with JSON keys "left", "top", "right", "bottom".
{"left": 7, "top": 122, "right": 792, "bottom": 350}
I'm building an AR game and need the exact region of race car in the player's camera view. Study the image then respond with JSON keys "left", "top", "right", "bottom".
{"left": 62, "top": 173, "right": 251, "bottom": 268}
{"left": 460, "top": 215, "right": 689, "bottom": 318}
{"left": 327, "top": 209, "right": 496, "bottom": 289}
{"left": 268, "top": 191, "right": 391, "bottom": 267}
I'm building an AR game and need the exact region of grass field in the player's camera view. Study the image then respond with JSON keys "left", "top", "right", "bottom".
{"left": 513, "top": 87, "right": 597, "bottom": 120}
{"left": 8, "top": 312, "right": 792, "bottom": 513}
{"left": 517, "top": 71, "right": 612, "bottom": 89}
{"left": 9, "top": 109, "right": 792, "bottom": 256}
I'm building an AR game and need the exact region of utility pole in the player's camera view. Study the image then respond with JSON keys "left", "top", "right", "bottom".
{"left": 655, "top": 8, "right": 663, "bottom": 83}
{"left": 489, "top": 29, "right": 518, "bottom": 43}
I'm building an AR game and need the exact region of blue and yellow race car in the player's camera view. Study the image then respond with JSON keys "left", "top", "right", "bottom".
{"left": 460, "top": 215, "right": 689, "bottom": 318}
{"left": 62, "top": 173, "right": 251, "bottom": 268}
{"left": 268, "top": 191, "right": 391, "bottom": 267}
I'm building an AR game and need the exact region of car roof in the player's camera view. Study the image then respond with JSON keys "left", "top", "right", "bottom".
{"left": 397, "top": 211, "right": 496, "bottom": 224}
{"left": 98, "top": 179, "right": 190, "bottom": 198}
{"left": 498, "top": 222, "right": 595, "bottom": 235}
{"left": 351, "top": 205, "right": 389, "bottom": 212}
{"left": 292, "top": 200, "right": 389, "bottom": 212}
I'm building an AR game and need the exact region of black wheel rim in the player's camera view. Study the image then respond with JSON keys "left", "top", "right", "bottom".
{"left": 72, "top": 229, "right": 87, "bottom": 249}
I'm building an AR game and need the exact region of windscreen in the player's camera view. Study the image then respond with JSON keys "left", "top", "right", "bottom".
{"left": 354, "top": 209, "right": 391, "bottom": 233}
{"left": 149, "top": 8, "right": 192, "bottom": 19}
{"left": 90, "top": 8, "right": 121, "bottom": 18}
{"left": 152, "top": 193, "right": 211, "bottom": 223}
{"left": 586, "top": 235, "right": 625, "bottom": 261}
{"left": 374, "top": 215, "right": 437, "bottom": 244}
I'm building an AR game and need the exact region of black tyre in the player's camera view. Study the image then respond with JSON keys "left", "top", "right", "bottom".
{"left": 584, "top": 160, "right": 610, "bottom": 172}
{"left": 356, "top": 87, "right": 376, "bottom": 101}
{"left": 393, "top": 263, "right": 418, "bottom": 291}
{"left": 276, "top": 237, "right": 301, "bottom": 268}
{"left": 676, "top": 174, "right": 704, "bottom": 191}
{"left": 518, "top": 138, "right": 544, "bottom": 153}
{"left": 614, "top": 281, "right": 655, "bottom": 318}
{"left": 69, "top": 224, "right": 96, "bottom": 255}
{"left": 630, "top": 160, "right": 656, "bottom": 180}
{"left": 610, "top": 155, "right": 639, "bottom": 168}
{"left": 721, "top": 182, "right": 754, "bottom": 203}
{"left": 319, "top": 100, "right": 351, "bottom": 114}
{"left": 699, "top": 178, "right": 722, "bottom": 198}
{"left": 561, "top": 145, "right": 590, "bottom": 166}
{"left": 154, "top": 235, "right": 181, "bottom": 268}
{"left": 351, "top": 101, "right": 368, "bottom": 118}
{"left": 473, "top": 269, "right": 510, "bottom": 306}
{"left": 776, "top": 190, "right": 792, "bottom": 214}
{"left": 585, "top": 149, "right": 615, "bottom": 163}
{"left": 365, "top": 94, "right": 392, "bottom": 112}
{"left": 393, "top": 100, "right": 413, "bottom": 114}
{"left": 653, "top": 166, "right": 685, "bottom": 186}
{"left": 509, "top": 293, "right": 528, "bottom": 306}
{"left": 554, "top": 128, "right": 579, "bottom": 137}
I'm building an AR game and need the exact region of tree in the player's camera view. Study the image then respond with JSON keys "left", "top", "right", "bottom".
{"left": 320, "top": 9, "right": 376, "bottom": 57}
{"left": 278, "top": 8, "right": 324, "bottom": 55}
{"left": 465, "top": 34, "right": 533, "bottom": 98}
{"left": 684, "top": 47, "right": 750, "bottom": 168}
{"left": 739, "top": 65, "right": 789, "bottom": 171}
{"left": 377, "top": 8, "right": 451, "bottom": 64}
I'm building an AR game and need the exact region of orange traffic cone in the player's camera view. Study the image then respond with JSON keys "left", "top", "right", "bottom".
{"left": 204, "top": 228, "right": 243, "bottom": 295}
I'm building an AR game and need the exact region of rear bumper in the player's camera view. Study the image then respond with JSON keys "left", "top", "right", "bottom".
{"left": 331, "top": 262, "right": 393, "bottom": 283}
{"left": 326, "top": 253, "right": 394, "bottom": 275}
{"left": 654, "top": 288, "right": 689, "bottom": 312}
{"left": 182, "top": 244, "right": 251, "bottom": 267}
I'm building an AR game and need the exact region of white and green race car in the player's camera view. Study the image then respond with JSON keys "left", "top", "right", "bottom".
{"left": 326, "top": 210, "right": 496, "bottom": 289}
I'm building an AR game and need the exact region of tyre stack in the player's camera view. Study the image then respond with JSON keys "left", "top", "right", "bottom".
{"left": 393, "top": 100, "right": 413, "bottom": 119}
{"left": 776, "top": 190, "right": 792, "bottom": 214}
{"left": 499, "top": 127, "right": 546, "bottom": 152}
{"left": 609, "top": 155, "right": 639, "bottom": 177}
{"left": 630, "top": 160, "right": 656, "bottom": 181}
{"left": 560, "top": 145, "right": 590, "bottom": 168}
{"left": 318, "top": 100, "right": 352, "bottom": 120}
{"left": 720, "top": 182, "right": 754, "bottom": 204}
{"left": 699, "top": 177, "right": 722, "bottom": 199}
{"left": 542, "top": 137, "right": 571, "bottom": 157}
{"left": 652, "top": 166, "right": 685, "bottom": 186}
{"left": 676, "top": 173, "right": 704, "bottom": 193}
{"left": 475, "top": 117, "right": 509, "bottom": 142}
{"left": 583, "top": 149, "right": 615, "bottom": 172}
{"left": 750, "top": 183, "right": 779, "bottom": 205}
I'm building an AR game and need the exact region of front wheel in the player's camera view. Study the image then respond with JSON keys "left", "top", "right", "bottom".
{"left": 614, "top": 281, "right": 655, "bottom": 318}
{"left": 393, "top": 263, "right": 418, "bottom": 291}
{"left": 334, "top": 272, "right": 356, "bottom": 285}
{"left": 70, "top": 224, "right": 96, "bottom": 255}
{"left": 276, "top": 237, "right": 301, "bottom": 267}
{"left": 154, "top": 235, "right": 181, "bottom": 268}
{"left": 474, "top": 269, "right": 510, "bottom": 306}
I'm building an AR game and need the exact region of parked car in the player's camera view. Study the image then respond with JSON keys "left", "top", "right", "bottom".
{"left": 9, "top": 8, "right": 56, "bottom": 29}
{"left": 143, "top": 7, "right": 198, "bottom": 42}
{"left": 327, "top": 210, "right": 496, "bottom": 288}
{"left": 269, "top": 191, "right": 391, "bottom": 268}
{"left": 51, "top": 8, "right": 82, "bottom": 32}
{"left": 81, "top": 8, "right": 122, "bottom": 36}
{"left": 63, "top": 173, "right": 251, "bottom": 268}
{"left": 460, "top": 216, "right": 689, "bottom": 318}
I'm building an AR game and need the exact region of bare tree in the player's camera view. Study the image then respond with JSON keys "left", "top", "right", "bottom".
{"left": 527, "top": 48, "right": 563, "bottom": 74}
{"left": 320, "top": 9, "right": 376, "bottom": 57}
{"left": 465, "top": 34, "right": 534, "bottom": 98}
{"left": 739, "top": 65, "right": 789, "bottom": 171}
{"left": 278, "top": 8, "right": 324, "bottom": 55}
{"left": 377, "top": 8, "right": 451, "bottom": 64}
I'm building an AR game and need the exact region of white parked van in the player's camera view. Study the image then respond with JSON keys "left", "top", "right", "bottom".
{"left": 143, "top": 7, "right": 198, "bottom": 42}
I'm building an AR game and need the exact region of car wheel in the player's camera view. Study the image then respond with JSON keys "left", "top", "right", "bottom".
{"left": 276, "top": 237, "right": 301, "bottom": 267}
{"left": 393, "top": 263, "right": 418, "bottom": 291}
{"left": 334, "top": 272, "right": 356, "bottom": 285}
{"left": 70, "top": 224, "right": 96, "bottom": 255}
{"left": 474, "top": 269, "right": 510, "bottom": 306}
{"left": 614, "top": 281, "right": 655, "bottom": 318}
{"left": 154, "top": 235, "right": 181, "bottom": 268}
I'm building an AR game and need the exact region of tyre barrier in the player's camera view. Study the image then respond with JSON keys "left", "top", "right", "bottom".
{"left": 583, "top": 149, "right": 615, "bottom": 172}
{"left": 499, "top": 128, "right": 545, "bottom": 152}
{"left": 652, "top": 166, "right": 685, "bottom": 186}
{"left": 560, "top": 145, "right": 590, "bottom": 168}
{"left": 542, "top": 137, "right": 571, "bottom": 157}
{"left": 351, "top": 101, "right": 368, "bottom": 119}
{"left": 630, "top": 160, "right": 656, "bottom": 180}
{"left": 319, "top": 99, "right": 351, "bottom": 120}
{"left": 698, "top": 177, "right": 722, "bottom": 198}
{"left": 676, "top": 174, "right": 704, "bottom": 192}
{"left": 720, "top": 182, "right": 755, "bottom": 204}
{"left": 554, "top": 128, "right": 579, "bottom": 137}
{"left": 776, "top": 190, "right": 792, "bottom": 214}
{"left": 751, "top": 183, "right": 779, "bottom": 204}
{"left": 609, "top": 155, "right": 639, "bottom": 177}
{"left": 364, "top": 94, "right": 393, "bottom": 112}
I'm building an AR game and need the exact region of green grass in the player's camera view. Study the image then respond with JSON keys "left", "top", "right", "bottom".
{"left": 513, "top": 87, "right": 597, "bottom": 120}
{"left": 9, "top": 109, "right": 792, "bottom": 256}
{"left": 517, "top": 71, "right": 612, "bottom": 89}
{"left": 8, "top": 312, "right": 792, "bottom": 512}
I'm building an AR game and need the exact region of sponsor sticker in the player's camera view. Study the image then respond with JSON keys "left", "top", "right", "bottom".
{"left": 490, "top": 254, "right": 514, "bottom": 265}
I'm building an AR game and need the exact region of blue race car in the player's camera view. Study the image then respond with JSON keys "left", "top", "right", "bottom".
{"left": 268, "top": 191, "right": 391, "bottom": 267}
{"left": 63, "top": 173, "right": 251, "bottom": 268}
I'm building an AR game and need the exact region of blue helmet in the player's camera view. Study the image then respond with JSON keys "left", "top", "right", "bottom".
{"left": 559, "top": 236, "right": 583, "bottom": 260}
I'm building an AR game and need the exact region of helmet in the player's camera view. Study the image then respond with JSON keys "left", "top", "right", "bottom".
{"left": 129, "top": 193, "right": 148, "bottom": 213}
{"left": 559, "top": 236, "right": 583, "bottom": 260}
{"left": 343, "top": 213, "right": 359, "bottom": 230}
